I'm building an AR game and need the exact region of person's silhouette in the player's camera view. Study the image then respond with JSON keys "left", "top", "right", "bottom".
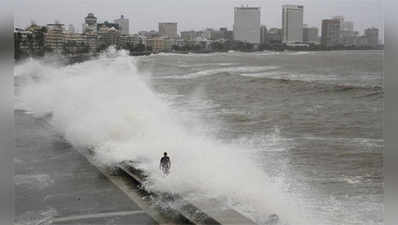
{"left": 160, "top": 152, "right": 171, "bottom": 175}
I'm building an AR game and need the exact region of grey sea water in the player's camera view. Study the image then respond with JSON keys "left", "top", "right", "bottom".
{"left": 15, "top": 50, "right": 383, "bottom": 225}
{"left": 136, "top": 50, "right": 383, "bottom": 225}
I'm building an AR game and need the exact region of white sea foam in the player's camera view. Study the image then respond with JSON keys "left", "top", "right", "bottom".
{"left": 256, "top": 51, "right": 282, "bottom": 56}
{"left": 177, "top": 62, "right": 238, "bottom": 68}
{"left": 286, "top": 51, "right": 311, "bottom": 55}
{"left": 164, "top": 66, "right": 280, "bottom": 79}
{"left": 16, "top": 49, "right": 315, "bottom": 225}
{"left": 154, "top": 52, "right": 184, "bottom": 56}
{"left": 241, "top": 71, "right": 341, "bottom": 81}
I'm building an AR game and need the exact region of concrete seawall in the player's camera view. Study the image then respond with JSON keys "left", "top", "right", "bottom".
{"left": 117, "top": 161, "right": 258, "bottom": 225}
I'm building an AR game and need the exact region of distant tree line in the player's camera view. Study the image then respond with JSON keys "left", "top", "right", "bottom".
{"left": 170, "top": 40, "right": 258, "bottom": 53}
{"left": 169, "top": 40, "right": 384, "bottom": 53}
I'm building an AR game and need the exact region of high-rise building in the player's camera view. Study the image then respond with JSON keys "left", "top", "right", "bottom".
{"left": 343, "top": 21, "right": 354, "bottom": 32}
{"left": 15, "top": 29, "right": 35, "bottom": 54}
{"left": 321, "top": 19, "right": 340, "bottom": 47}
{"left": 303, "top": 26, "right": 319, "bottom": 43}
{"left": 114, "top": 15, "right": 129, "bottom": 35}
{"left": 82, "top": 13, "right": 97, "bottom": 34}
{"left": 97, "top": 26, "right": 120, "bottom": 47}
{"left": 16, "top": 26, "right": 45, "bottom": 55}
{"left": 282, "top": 5, "right": 304, "bottom": 43}
{"left": 332, "top": 16, "right": 345, "bottom": 31}
{"left": 45, "top": 23, "right": 65, "bottom": 54}
{"left": 332, "top": 16, "right": 354, "bottom": 32}
{"left": 365, "top": 28, "right": 379, "bottom": 47}
{"left": 233, "top": 6, "right": 261, "bottom": 44}
{"left": 260, "top": 25, "right": 268, "bottom": 44}
{"left": 63, "top": 32, "right": 89, "bottom": 54}
{"left": 64, "top": 32, "right": 86, "bottom": 44}
{"left": 340, "top": 30, "right": 357, "bottom": 46}
{"left": 332, "top": 16, "right": 355, "bottom": 45}
{"left": 85, "top": 33, "right": 97, "bottom": 53}
{"left": 159, "top": 22, "right": 178, "bottom": 39}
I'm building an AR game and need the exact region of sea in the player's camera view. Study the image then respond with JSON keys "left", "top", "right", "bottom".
{"left": 15, "top": 49, "right": 383, "bottom": 225}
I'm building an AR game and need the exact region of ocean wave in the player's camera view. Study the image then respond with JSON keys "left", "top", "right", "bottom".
{"left": 331, "top": 84, "right": 383, "bottom": 92}
{"left": 332, "top": 51, "right": 384, "bottom": 55}
{"left": 177, "top": 62, "right": 239, "bottom": 68}
{"left": 154, "top": 52, "right": 186, "bottom": 56}
{"left": 285, "top": 51, "right": 312, "bottom": 55}
{"left": 256, "top": 51, "right": 313, "bottom": 56}
{"left": 294, "top": 136, "right": 384, "bottom": 149}
{"left": 354, "top": 91, "right": 384, "bottom": 98}
{"left": 162, "top": 66, "right": 280, "bottom": 79}
{"left": 241, "top": 71, "right": 339, "bottom": 81}
{"left": 16, "top": 53, "right": 311, "bottom": 225}
{"left": 240, "top": 71, "right": 383, "bottom": 91}
{"left": 153, "top": 52, "right": 232, "bottom": 57}
{"left": 255, "top": 51, "right": 282, "bottom": 56}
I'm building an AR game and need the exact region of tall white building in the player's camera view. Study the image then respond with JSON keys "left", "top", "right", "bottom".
{"left": 114, "top": 15, "right": 129, "bottom": 35}
{"left": 282, "top": 5, "right": 304, "bottom": 43}
{"left": 233, "top": 6, "right": 261, "bottom": 44}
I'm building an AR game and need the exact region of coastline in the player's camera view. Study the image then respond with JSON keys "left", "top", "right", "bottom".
{"left": 14, "top": 47, "right": 384, "bottom": 64}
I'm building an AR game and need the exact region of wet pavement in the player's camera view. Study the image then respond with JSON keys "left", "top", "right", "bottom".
{"left": 15, "top": 110, "right": 158, "bottom": 225}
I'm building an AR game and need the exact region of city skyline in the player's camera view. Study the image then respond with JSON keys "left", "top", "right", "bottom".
{"left": 15, "top": 0, "right": 383, "bottom": 38}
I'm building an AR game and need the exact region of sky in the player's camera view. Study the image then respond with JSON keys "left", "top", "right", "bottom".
{"left": 14, "top": 0, "right": 384, "bottom": 37}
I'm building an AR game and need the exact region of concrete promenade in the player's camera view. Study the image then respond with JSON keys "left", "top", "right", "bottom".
{"left": 15, "top": 110, "right": 159, "bottom": 225}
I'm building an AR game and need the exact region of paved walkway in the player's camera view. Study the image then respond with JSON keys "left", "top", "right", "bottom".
{"left": 15, "top": 110, "right": 158, "bottom": 225}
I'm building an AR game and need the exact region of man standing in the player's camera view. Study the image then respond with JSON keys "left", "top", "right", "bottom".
{"left": 160, "top": 152, "right": 171, "bottom": 175}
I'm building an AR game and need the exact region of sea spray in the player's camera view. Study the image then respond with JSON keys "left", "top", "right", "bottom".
{"left": 16, "top": 49, "right": 314, "bottom": 225}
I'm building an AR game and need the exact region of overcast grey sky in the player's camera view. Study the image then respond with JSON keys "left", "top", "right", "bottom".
{"left": 15, "top": 0, "right": 383, "bottom": 37}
